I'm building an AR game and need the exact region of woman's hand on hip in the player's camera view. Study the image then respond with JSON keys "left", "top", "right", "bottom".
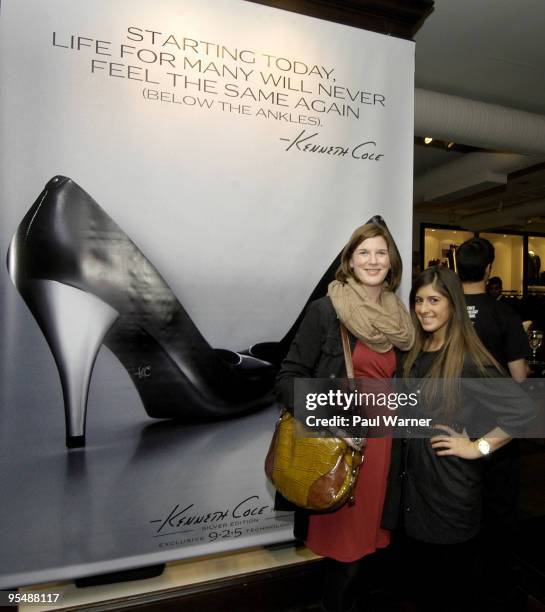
{"left": 430, "top": 424, "right": 481, "bottom": 460}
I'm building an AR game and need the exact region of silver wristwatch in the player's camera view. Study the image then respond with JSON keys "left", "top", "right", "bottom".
{"left": 476, "top": 438, "right": 491, "bottom": 456}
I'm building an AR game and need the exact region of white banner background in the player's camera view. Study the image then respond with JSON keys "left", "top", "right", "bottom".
{"left": 0, "top": 0, "right": 414, "bottom": 348}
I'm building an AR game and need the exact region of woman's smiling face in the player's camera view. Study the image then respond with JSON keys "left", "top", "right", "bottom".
{"left": 349, "top": 236, "right": 390, "bottom": 288}
{"left": 414, "top": 282, "right": 452, "bottom": 341}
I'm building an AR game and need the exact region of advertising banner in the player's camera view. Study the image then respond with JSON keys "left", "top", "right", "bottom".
{"left": 0, "top": 0, "right": 414, "bottom": 587}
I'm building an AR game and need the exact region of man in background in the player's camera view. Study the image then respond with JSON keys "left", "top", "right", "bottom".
{"left": 486, "top": 275, "right": 503, "bottom": 301}
{"left": 457, "top": 239, "right": 529, "bottom": 380}
{"left": 457, "top": 237, "right": 530, "bottom": 611}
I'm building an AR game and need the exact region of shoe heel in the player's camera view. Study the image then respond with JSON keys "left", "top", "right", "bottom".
{"left": 19, "top": 280, "right": 119, "bottom": 447}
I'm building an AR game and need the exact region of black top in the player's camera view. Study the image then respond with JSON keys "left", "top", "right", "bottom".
{"left": 410, "top": 348, "right": 441, "bottom": 377}
{"left": 389, "top": 351, "right": 536, "bottom": 545}
{"left": 464, "top": 293, "right": 529, "bottom": 368}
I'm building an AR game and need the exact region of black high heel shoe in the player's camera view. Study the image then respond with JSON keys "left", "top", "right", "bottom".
{"left": 7, "top": 176, "right": 275, "bottom": 448}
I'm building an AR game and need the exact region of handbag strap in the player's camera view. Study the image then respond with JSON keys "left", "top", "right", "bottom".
{"left": 340, "top": 323, "right": 354, "bottom": 379}
{"left": 340, "top": 323, "right": 364, "bottom": 506}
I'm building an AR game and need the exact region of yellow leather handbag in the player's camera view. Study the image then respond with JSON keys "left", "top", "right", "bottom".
{"left": 264, "top": 324, "right": 363, "bottom": 511}
{"left": 264, "top": 411, "right": 362, "bottom": 511}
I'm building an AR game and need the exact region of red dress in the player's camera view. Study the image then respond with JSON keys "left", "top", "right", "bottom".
{"left": 305, "top": 341, "right": 395, "bottom": 562}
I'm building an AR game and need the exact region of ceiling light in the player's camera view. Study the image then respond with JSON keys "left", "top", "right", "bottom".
{"left": 424, "top": 137, "right": 433, "bottom": 144}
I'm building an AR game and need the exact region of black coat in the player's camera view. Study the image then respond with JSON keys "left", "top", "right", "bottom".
{"left": 274, "top": 296, "right": 402, "bottom": 539}
{"left": 276, "top": 296, "right": 356, "bottom": 410}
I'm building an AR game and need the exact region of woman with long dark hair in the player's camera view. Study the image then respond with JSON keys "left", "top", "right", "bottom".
{"left": 276, "top": 221, "right": 414, "bottom": 612}
{"left": 398, "top": 266, "right": 535, "bottom": 611}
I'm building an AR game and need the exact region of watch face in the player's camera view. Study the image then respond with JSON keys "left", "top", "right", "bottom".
{"left": 478, "top": 439, "right": 491, "bottom": 455}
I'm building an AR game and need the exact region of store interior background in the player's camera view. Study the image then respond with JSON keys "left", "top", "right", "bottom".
{"left": 412, "top": 0, "right": 545, "bottom": 308}
{"left": 13, "top": 0, "right": 545, "bottom": 609}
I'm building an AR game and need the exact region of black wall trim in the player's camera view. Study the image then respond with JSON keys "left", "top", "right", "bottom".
{"left": 245, "top": 0, "right": 434, "bottom": 39}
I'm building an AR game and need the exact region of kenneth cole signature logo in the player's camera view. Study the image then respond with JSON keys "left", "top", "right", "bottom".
{"left": 149, "top": 495, "right": 272, "bottom": 536}
{"left": 280, "top": 130, "right": 384, "bottom": 161}
{"left": 134, "top": 363, "right": 152, "bottom": 379}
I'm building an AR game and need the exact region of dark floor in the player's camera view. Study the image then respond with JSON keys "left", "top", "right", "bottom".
{"left": 514, "top": 440, "right": 545, "bottom": 611}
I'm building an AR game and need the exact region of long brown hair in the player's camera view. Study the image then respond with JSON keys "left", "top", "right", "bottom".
{"left": 335, "top": 223, "right": 402, "bottom": 291}
{"left": 403, "top": 266, "right": 503, "bottom": 418}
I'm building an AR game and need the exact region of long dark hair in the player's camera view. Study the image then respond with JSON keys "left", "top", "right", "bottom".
{"left": 403, "top": 266, "right": 502, "bottom": 418}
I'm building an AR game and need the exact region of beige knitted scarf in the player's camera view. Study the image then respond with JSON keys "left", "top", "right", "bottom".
{"left": 328, "top": 278, "right": 415, "bottom": 353}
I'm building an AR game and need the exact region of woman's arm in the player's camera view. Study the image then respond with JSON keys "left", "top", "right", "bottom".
{"left": 430, "top": 360, "right": 538, "bottom": 459}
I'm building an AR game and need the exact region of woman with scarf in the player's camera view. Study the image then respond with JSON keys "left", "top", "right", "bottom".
{"left": 276, "top": 222, "right": 414, "bottom": 612}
